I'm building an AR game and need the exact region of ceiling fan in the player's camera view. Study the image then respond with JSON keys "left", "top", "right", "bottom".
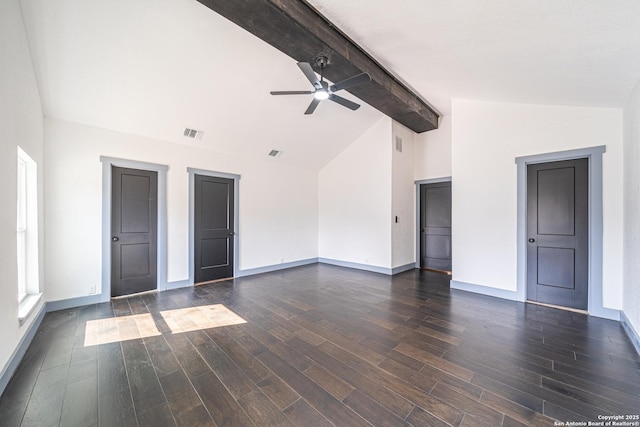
{"left": 270, "top": 56, "right": 371, "bottom": 115}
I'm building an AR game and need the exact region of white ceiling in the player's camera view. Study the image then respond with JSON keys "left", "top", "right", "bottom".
{"left": 308, "top": 0, "right": 640, "bottom": 114}
{"left": 20, "top": 0, "right": 640, "bottom": 169}
{"left": 19, "top": 0, "right": 383, "bottom": 170}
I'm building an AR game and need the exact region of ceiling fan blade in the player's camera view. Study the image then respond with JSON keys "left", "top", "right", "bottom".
{"left": 298, "top": 62, "right": 322, "bottom": 89}
{"left": 329, "top": 94, "right": 360, "bottom": 111}
{"left": 329, "top": 73, "right": 371, "bottom": 92}
{"left": 304, "top": 98, "right": 321, "bottom": 115}
{"left": 270, "top": 91, "right": 314, "bottom": 95}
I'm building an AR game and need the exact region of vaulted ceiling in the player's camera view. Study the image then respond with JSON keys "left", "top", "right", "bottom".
{"left": 19, "top": 0, "right": 640, "bottom": 170}
{"left": 310, "top": 0, "right": 640, "bottom": 113}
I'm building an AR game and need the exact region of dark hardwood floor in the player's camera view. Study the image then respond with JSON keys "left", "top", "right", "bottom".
{"left": 1, "top": 264, "right": 639, "bottom": 426}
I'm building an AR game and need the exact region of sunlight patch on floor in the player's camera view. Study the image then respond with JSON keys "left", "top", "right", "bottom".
{"left": 83, "top": 304, "right": 247, "bottom": 346}
{"left": 84, "top": 313, "right": 161, "bottom": 346}
{"left": 160, "top": 304, "right": 247, "bottom": 334}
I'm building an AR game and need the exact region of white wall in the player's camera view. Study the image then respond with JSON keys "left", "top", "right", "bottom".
{"left": 452, "top": 100, "right": 623, "bottom": 310}
{"left": 392, "top": 122, "right": 416, "bottom": 267}
{"left": 623, "top": 79, "right": 640, "bottom": 335}
{"left": 415, "top": 115, "right": 452, "bottom": 180}
{"left": 45, "top": 118, "right": 318, "bottom": 302}
{"left": 0, "top": 0, "right": 45, "bottom": 377}
{"left": 319, "top": 116, "right": 393, "bottom": 269}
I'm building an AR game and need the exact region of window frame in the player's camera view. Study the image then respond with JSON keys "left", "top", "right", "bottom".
{"left": 17, "top": 147, "right": 41, "bottom": 323}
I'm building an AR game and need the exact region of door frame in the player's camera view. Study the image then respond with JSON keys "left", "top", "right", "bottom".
{"left": 415, "top": 177, "right": 452, "bottom": 269}
{"left": 187, "top": 167, "right": 240, "bottom": 286}
{"left": 515, "top": 145, "right": 617, "bottom": 320}
{"left": 100, "top": 156, "right": 168, "bottom": 302}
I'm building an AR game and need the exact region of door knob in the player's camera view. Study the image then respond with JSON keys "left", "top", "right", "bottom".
{"left": 528, "top": 238, "right": 535, "bottom": 243}
{"left": 112, "top": 236, "right": 119, "bottom": 242}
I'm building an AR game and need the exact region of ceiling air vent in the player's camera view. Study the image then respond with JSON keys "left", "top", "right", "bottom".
{"left": 183, "top": 128, "right": 204, "bottom": 139}
{"left": 268, "top": 150, "right": 283, "bottom": 158}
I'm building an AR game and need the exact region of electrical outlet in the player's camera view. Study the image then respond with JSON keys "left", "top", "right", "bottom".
{"left": 89, "top": 284, "right": 96, "bottom": 294}
{"left": 280, "top": 258, "right": 284, "bottom": 264}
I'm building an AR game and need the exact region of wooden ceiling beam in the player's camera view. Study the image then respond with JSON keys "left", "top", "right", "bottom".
{"left": 197, "top": 0, "right": 439, "bottom": 132}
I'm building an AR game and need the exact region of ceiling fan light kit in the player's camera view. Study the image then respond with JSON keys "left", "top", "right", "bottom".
{"left": 314, "top": 90, "right": 329, "bottom": 100}
{"left": 270, "top": 55, "right": 371, "bottom": 115}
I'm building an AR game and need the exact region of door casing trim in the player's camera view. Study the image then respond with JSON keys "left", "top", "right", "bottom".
{"left": 187, "top": 168, "right": 241, "bottom": 286}
{"left": 100, "top": 156, "right": 169, "bottom": 302}
{"left": 414, "top": 177, "right": 452, "bottom": 269}
{"left": 515, "top": 145, "right": 618, "bottom": 320}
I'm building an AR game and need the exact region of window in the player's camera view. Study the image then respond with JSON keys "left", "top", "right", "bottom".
{"left": 17, "top": 147, "right": 40, "bottom": 321}
{"left": 17, "top": 155, "right": 27, "bottom": 302}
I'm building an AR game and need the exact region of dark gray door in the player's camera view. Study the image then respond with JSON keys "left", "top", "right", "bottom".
{"left": 420, "top": 182, "right": 452, "bottom": 272}
{"left": 527, "top": 159, "right": 588, "bottom": 310}
{"left": 111, "top": 166, "right": 158, "bottom": 297}
{"left": 194, "top": 174, "right": 234, "bottom": 283}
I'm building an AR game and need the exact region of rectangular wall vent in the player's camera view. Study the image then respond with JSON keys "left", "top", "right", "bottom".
{"left": 268, "top": 150, "right": 283, "bottom": 158}
{"left": 395, "top": 136, "right": 403, "bottom": 152}
{"left": 183, "top": 128, "right": 204, "bottom": 139}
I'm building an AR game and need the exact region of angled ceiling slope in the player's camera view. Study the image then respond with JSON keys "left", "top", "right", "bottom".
{"left": 196, "top": 0, "right": 439, "bottom": 133}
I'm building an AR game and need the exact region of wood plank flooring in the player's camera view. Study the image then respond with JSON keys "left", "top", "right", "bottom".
{"left": 1, "top": 264, "right": 639, "bottom": 426}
